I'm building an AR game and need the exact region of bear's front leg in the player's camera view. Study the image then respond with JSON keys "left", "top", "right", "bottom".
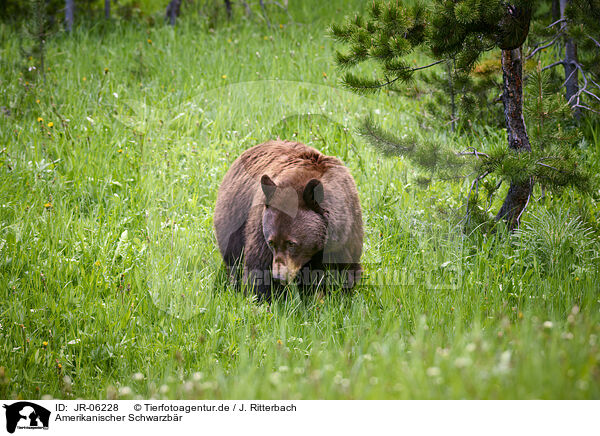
{"left": 243, "top": 204, "right": 278, "bottom": 301}
{"left": 242, "top": 265, "right": 274, "bottom": 301}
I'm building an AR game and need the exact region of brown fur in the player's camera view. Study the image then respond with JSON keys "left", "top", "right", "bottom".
{"left": 214, "top": 140, "right": 363, "bottom": 299}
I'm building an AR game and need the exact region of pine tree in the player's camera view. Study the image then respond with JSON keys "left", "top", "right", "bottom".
{"left": 331, "top": 0, "right": 594, "bottom": 229}
{"left": 411, "top": 56, "right": 504, "bottom": 133}
{"left": 22, "top": 0, "right": 53, "bottom": 82}
{"left": 526, "top": 0, "right": 600, "bottom": 117}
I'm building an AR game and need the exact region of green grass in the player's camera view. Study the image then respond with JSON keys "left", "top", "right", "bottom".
{"left": 1, "top": 1, "right": 599, "bottom": 399}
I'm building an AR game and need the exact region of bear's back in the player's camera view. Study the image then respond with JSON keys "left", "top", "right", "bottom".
{"left": 236, "top": 140, "right": 343, "bottom": 179}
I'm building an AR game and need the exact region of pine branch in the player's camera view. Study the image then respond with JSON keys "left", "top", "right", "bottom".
{"left": 359, "top": 116, "right": 472, "bottom": 177}
{"left": 341, "top": 60, "right": 445, "bottom": 93}
{"left": 566, "top": 62, "right": 600, "bottom": 111}
{"left": 541, "top": 61, "right": 564, "bottom": 71}
{"left": 587, "top": 34, "right": 600, "bottom": 48}
{"left": 358, "top": 116, "right": 415, "bottom": 156}
{"left": 406, "top": 60, "right": 446, "bottom": 72}
{"left": 457, "top": 147, "right": 490, "bottom": 159}
{"left": 546, "top": 18, "right": 567, "bottom": 28}
{"left": 465, "top": 170, "right": 491, "bottom": 219}
{"left": 573, "top": 104, "right": 600, "bottom": 114}
{"left": 526, "top": 28, "right": 565, "bottom": 60}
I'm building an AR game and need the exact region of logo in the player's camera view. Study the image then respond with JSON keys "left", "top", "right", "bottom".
{"left": 2, "top": 402, "right": 50, "bottom": 434}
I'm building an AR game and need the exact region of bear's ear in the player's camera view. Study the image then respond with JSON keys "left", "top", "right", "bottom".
{"left": 303, "top": 178, "right": 325, "bottom": 214}
{"left": 261, "top": 174, "right": 277, "bottom": 205}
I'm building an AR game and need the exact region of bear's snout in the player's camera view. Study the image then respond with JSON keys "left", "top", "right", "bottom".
{"left": 272, "top": 259, "right": 300, "bottom": 283}
{"left": 272, "top": 261, "right": 289, "bottom": 282}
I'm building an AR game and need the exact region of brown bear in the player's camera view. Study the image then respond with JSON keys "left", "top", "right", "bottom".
{"left": 214, "top": 140, "right": 363, "bottom": 299}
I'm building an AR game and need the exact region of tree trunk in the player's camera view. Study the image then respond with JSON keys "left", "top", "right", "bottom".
{"left": 260, "top": 0, "right": 271, "bottom": 27}
{"left": 241, "top": 1, "right": 252, "bottom": 17}
{"left": 495, "top": 47, "right": 534, "bottom": 229}
{"left": 552, "top": 0, "right": 560, "bottom": 21}
{"left": 446, "top": 60, "right": 456, "bottom": 132}
{"left": 105, "top": 0, "right": 110, "bottom": 19}
{"left": 560, "top": 0, "right": 580, "bottom": 119}
{"left": 65, "top": 0, "right": 74, "bottom": 31}
{"left": 166, "top": 0, "right": 181, "bottom": 26}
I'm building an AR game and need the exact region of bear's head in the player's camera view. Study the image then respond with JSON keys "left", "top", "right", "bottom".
{"left": 260, "top": 174, "right": 327, "bottom": 283}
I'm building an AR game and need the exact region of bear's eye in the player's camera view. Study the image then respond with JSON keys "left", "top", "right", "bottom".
{"left": 266, "top": 239, "right": 275, "bottom": 248}
{"left": 286, "top": 241, "right": 298, "bottom": 251}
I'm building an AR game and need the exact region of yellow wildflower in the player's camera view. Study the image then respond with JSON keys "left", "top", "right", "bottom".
{"left": 222, "top": 75, "right": 227, "bottom": 79}
{"left": 43, "top": 341, "right": 48, "bottom": 347}
{"left": 44, "top": 202, "right": 52, "bottom": 209}
{"left": 37, "top": 117, "right": 43, "bottom": 122}
{"left": 47, "top": 122, "right": 54, "bottom": 128}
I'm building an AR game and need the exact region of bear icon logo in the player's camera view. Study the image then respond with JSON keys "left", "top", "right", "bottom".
{"left": 3, "top": 402, "right": 51, "bottom": 433}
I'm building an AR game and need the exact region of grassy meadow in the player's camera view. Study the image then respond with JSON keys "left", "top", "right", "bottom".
{"left": 0, "top": 0, "right": 599, "bottom": 399}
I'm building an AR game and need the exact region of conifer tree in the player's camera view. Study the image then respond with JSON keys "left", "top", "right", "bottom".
{"left": 22, "top": 0, "right": 53, "bottom": 82}
{"left": 527, "top": 0, "right": 600, "bottom": 117}
{"left": 331, "top": 0, "right": 594, "bottom": 229}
